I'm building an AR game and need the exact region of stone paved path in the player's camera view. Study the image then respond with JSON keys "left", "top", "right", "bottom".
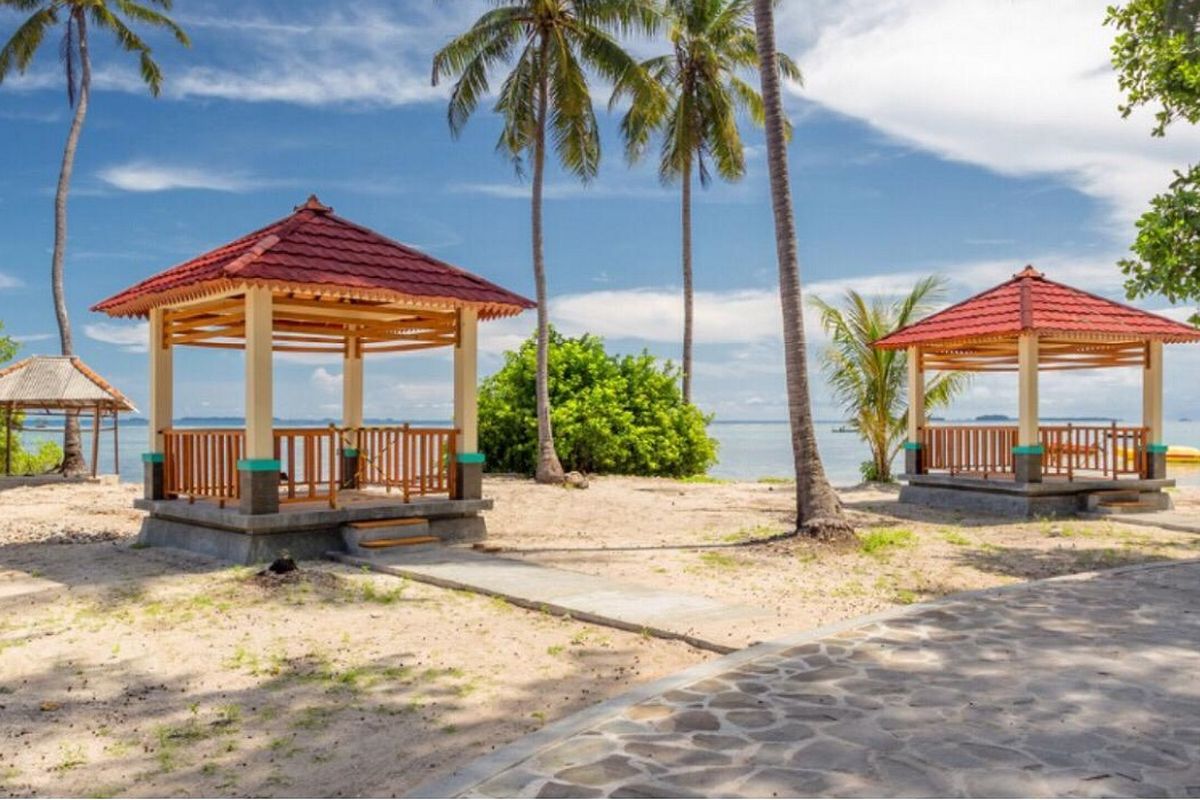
{"left": 335, "top": 549, "right": 774, "bottom": 653}
{"left": 415, "top": 560, "right": 1200, "bottom": 798}
{"left": 1104, "top": 510, "right": 1200, "bottom": 535}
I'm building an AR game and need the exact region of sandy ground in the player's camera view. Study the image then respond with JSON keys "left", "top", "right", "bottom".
{"left": 1, "top": 476, "right": 1198, "bottom": 797}
{"left": 484, "top": 476, "right": 1200, "bottom": 644}
{"left": 0, "top": 482, "right": 707, "bottom": 798}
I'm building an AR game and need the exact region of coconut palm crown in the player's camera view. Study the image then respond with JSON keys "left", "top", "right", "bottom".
{"left": 811, "top": 277, "right": 970, "bottom": 483}
{"left": 612, "top": 0, "right": 799, "bottom": 403}
{"left": 432, "top": 0, "right": 662, "bottom": 483}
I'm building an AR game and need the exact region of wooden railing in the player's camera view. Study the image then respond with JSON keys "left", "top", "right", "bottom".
{"left": 161, "top": 425, "right": 457, "bottom": 506}
{"left": 274, "top": 427, "right": 338, "bottom": 506}
{"left": 1040, "top": 424, "right": 1147, "bottom": 479}
{"left": 163, "top": 428, "right": 243, "bottom": 504}
{"left": 347, "top": 425, "right": 457, "bottom": 501}
{"left": 920, "top": 425, "right": 1017, "bottom": 477}
{"left": 919, "top": 424, "right": 1149, "bottom": 479}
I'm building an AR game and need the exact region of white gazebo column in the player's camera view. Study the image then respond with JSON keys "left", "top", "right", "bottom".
{"left": 1015, "top": 332, "right": 1042, "bottom": 483}
{"left": 341, "top": 334, "right": 364, "bottom": 488}
{"left": 1143, "top": 339, "right": 1166, "bottom": 479}
{"left": 144, "top": 306, "right": 173, "bottom": 499}
{"left": 904, "top": 346, "right": 925, "bottom": 475}
{"left": 239, "top": 286, "right": 278, "bottom": 514}
{"left": 453, "top": 307, "right": 482, "bottom": 499}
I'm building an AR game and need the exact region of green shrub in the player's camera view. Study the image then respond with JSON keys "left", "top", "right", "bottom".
{"left": 858, "top": 527, "right": 917, "bottom": 555}
{"left": 7, "top": 439, "right": 63, "bottom": 475}
{"left": 479, "top": 329, "right": 717, "bottom": 477}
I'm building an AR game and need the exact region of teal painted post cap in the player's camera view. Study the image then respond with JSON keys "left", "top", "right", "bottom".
{"left": 1147, "top": 443, "right": 1169, "bottom": 454}
{"left": 457, "top": 452, "right": 486, "bottom": 464}
{"left": 237, "top": 458, "right": 282, "bottom": 472}
{"left": 340, "top": 448, "right": 359, "bottom": 457}
{"left": 903, "top": 441, "right": 922, "bottom": 451}
{"left": 1012, "top": 444, "right": 1044, "bottom": 455}
{"left": 142, "top": 452, "right": 165, "bottom": 463}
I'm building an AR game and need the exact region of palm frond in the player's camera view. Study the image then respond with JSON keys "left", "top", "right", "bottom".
{"left": 0, "top": 6, "right": 57, "bottom": 83}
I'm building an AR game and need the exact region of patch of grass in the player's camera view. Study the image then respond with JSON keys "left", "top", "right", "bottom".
{"left": 892, "top": 588, "right": 919, "bottom": 604}
{"left": 696, "top": 551, "right": 744, "bottom": 570}
{"left": 858, "top": 527, "right": 917, "bottom": 556}
{"left": 756, "top": 476, "right": 794, "bottom": 484}
{"left": 355, "top": 578, "right": 408, "bottom": 605}
{"left": 831, "top": 579, "right": 866, "bottom": 598}
{"left": 939, "top": 529, "right": 972, "bottom": 547}
{"left": 292, "top": 706, "right": 337, "bottom": 731}
{"left": 488, "top": 596, "right": 513, "bottom": 613}
{"left": 54, "top": 743, "right": 87, "bottom": 772}
{"left": 676, "top": 474, "right": 729, "bottom": 484}
{"left": 546, "top": 644, "right": 565, "bottom": 656}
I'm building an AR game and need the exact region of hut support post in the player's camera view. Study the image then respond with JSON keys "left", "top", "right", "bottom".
{"left": 90, "top": 405, "right": 100, "bottom": 479}
{"left": 239, "top": 286, "right": 279, "bottom": 514}
{"left": 4, "top": 401, "right": 11, "bottom": 476}
{"left": 453, "top": 308, "right": 482, "bottom": 499}
{"left": 904, "top": 346, "right": 925, "bottom": 475}
{"left": 144, "top": 307, "right": 172, "bottom": 499}
{"left": 340, "top": 335, "right": 363, "bottom": 489}
{"left": 1015, "top": 332, "right": 1042, "bottom": 483}
{"left": 113, "top": 410, "right": 120, "bottom": 477}
{"left": 1143, "top": 339, "right": 1166, "bottom": 478}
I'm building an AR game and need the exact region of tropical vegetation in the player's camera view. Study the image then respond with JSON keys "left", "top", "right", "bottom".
{"left": 479, "top": 330, "right": 717, "bottom": 477}
{"left": 811, "top": 277, "right": 969, "bottom": 483}
{"left": 1107, "top": 0, "right": 1200, "bottom": 322}
{"left": 614, "top": 0, "right": 797, "bottom": 403}
{"left": 0, "top": 0, "right": 189, "bottom": 474}
{"left": 750, "top": 0, "right": 853, "bottom": 541}
{"left": 433, "top": 0, "right": 662, "bottom": 484}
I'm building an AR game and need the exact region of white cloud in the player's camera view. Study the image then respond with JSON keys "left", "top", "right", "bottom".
{"left": 97, "top": 162, "right": 261, "bottom": 193}
{"left": 310, "top": 367, "right": 342, "bottom": 392}
{"left": 84, "top": 321, "right": 148, "bottom": 353}
{"left": 12, "top": 333, "right": 54, "bottom": 344}
{"left": 783, "top": 0, "right": 1200, "bottom": 226}
{"left": 0, "top": 272, "right": 22, "bottom": 290}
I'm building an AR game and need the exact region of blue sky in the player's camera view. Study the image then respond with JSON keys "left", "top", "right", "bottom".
{"left": 2, "top": 0, "right": 1199, "bottom": 424}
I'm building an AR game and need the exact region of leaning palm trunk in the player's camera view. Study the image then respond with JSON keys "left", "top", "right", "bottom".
{"left": 681, "top": 160, "right": 694, "bottom": 403}
{"left": 531, "top": 59, "right": 565, "bottom": 484}
{"left": 54, "top": 11, "right": 88, "bottom": 476}
{"left": 752, "top": 0, "right": 852, "bottom": 541}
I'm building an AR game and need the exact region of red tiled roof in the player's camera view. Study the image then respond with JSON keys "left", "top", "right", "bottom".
{"left": 92, "top": 196, "right": 535, "bottom": 319}
{"left": 873, "top": 266, "right": 1200, "bottom": 349}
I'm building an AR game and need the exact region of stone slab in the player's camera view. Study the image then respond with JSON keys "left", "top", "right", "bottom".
{"left": 1098, "top": 510, "right": 1200, "bottom": 535}
{"left": 413, "top": 559, "right": 1200, "bottom": 799}
{"left": 332, "top": 548, "right": 774, "bottom": 654}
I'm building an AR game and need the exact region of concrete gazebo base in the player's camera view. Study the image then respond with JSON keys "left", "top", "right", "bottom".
{"left": 134, "top": 496, "right": 491, "bottom": 564}
{"left": 900, "top": 473, "right": 1174, "bottom": 518}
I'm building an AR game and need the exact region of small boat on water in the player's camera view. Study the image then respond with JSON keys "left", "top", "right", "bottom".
{"left": 1166, "top": 445, "right": 1200, "bottom": 464}
{"left": 831, "top": 425, "right": 855, "bottom": 433}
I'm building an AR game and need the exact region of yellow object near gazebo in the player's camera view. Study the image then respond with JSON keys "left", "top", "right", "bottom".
{"left": 92, "top": 196, "right": 533, "bottom": 562}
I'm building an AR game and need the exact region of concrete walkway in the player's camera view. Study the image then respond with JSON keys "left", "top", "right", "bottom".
{"left": 415, "top": 559, "right": 1200, "bottom": 798}
{"left": 333, "top": 548, "right": 774, "bottom": 653}
{"left": 1104, "top": 510, "right": 1200, "bottom": 535}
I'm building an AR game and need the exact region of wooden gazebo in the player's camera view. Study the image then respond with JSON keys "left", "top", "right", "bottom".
{"left": 0, "top": 355, "right": 135, "bottom": 477}
{"left": 872, "top": 266, "right": 1200, "bottom": 514}
{"left": 92, "top": 196, "right": 532, "bottom": 561}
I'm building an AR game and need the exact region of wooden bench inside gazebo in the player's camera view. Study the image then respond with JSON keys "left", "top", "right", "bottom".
{"left": 872, "top": 266, "right": 1200, "bottom": 516}
{"left": 92, "top": 196, "right": 533, "bottom": 562}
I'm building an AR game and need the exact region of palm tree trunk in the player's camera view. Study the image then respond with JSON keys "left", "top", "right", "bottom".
{"left": 752, "top": 0, "right": 852, "bottom": 541}
{"left": 532, "top": 39, "right": 564, "bottom": 484}
{"left": 681, "top": 159, "right": 694, "bottom": 404}
{"left": 55, "top": 11, "right": 89, "bottom": 476}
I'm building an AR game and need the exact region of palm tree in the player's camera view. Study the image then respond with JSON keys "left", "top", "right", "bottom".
{"left": 614, "top": 0, "right": 797, "bottom": 404}
{"left": 433, "top": 0, "right": 661, "bottom": 483}
{"left": 811, "top": 277, "right": 969, "bottom": 483}
{"left": 0, "top": 0, "right": 188, "bottom": 475}
{"left": 751, "top": 0, "right": 852, "bottom": 540}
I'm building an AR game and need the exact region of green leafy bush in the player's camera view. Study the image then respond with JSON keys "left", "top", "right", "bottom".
{"left": 479, "top": 330, "right": 717, "bottom": 477}
{"left": 6, "top": 439, "right": 63, "bottom": 475}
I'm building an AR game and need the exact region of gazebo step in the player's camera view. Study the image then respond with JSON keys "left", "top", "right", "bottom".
{"left": 341, "top": 517, "right": 435, "bottom": 555}
{"left": 1083, "top": 490, "right": 1171, "bottom": 514}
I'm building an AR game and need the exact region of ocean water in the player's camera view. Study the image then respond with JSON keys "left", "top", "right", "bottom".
{"left": 15, "top": 419, "right": 1200, "bottom": 488}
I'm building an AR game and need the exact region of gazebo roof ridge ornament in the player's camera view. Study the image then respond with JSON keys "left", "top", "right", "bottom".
{"left": 295, "top": 194, "right": 332, "bottom": 214}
